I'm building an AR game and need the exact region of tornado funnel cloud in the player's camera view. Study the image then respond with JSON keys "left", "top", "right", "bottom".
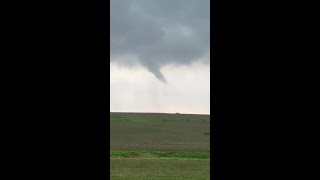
{"left": 110, "top": 0, "right": 210, "bottom": 83}
{"left": 148, "top": 67, "right": 167, "bottom": 83}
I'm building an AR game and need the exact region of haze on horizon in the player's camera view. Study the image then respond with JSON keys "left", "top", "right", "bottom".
{"left": 110, "top": 0, "right": 210, "bottom": 115}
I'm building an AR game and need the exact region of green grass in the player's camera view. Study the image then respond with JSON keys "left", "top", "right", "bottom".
{"left": 110, "top": 112, "right": 210, "bottom": 180}
{"left": 111, "top": 150, "right": 210, "bottom": 159}
{"left": 110, "top": 113, "right": 210, "bottom": 152}
{"left": 111, "top": 158, "right": 210, "bottom": 180}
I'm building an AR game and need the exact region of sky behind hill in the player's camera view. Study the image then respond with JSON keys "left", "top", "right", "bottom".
{"left": 110, "top": 0, "right": 210, "bottom": 114}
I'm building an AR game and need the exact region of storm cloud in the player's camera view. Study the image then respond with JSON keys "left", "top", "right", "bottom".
{"left": 110, "top": 0, "right": 210, "bottom": 82}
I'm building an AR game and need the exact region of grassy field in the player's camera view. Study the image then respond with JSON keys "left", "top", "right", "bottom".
{"left": 111, "top": 158, "right": 210, "bottom": 180}
{"left": 110, "top": 112, "right": 210, "bottom": 180}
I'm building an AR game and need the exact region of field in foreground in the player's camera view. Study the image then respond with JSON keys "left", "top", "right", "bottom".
{"left": 110, "top": 113, "right": 210, "bottom": 180}
{"left": 111, "top": 158, "right": 210, "bottom": 180}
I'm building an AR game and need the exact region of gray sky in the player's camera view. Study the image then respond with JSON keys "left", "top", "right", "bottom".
{"left": 110, "top": 0, "right": 210, "bottom": 114}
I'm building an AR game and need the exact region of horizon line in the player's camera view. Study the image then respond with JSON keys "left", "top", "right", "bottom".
{"left": 110, "top": 111, "right": 210, "bottom": 116}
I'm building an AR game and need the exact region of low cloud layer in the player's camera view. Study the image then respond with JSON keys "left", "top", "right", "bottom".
{"left": 111, "top": 0, "right": 210, "bottom": 82}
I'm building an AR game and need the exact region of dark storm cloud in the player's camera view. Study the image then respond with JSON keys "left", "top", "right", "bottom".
{"left": 110, "top": 0, "right": 210, "bottom": 82}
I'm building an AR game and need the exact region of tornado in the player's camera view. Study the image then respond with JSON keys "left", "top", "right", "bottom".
{"left": 110, "top": 0, "right": 210, "bottom": 82}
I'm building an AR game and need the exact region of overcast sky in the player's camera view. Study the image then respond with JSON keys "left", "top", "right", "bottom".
{"left": 110, "top": 0, "right": 210, "bottom": 114}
